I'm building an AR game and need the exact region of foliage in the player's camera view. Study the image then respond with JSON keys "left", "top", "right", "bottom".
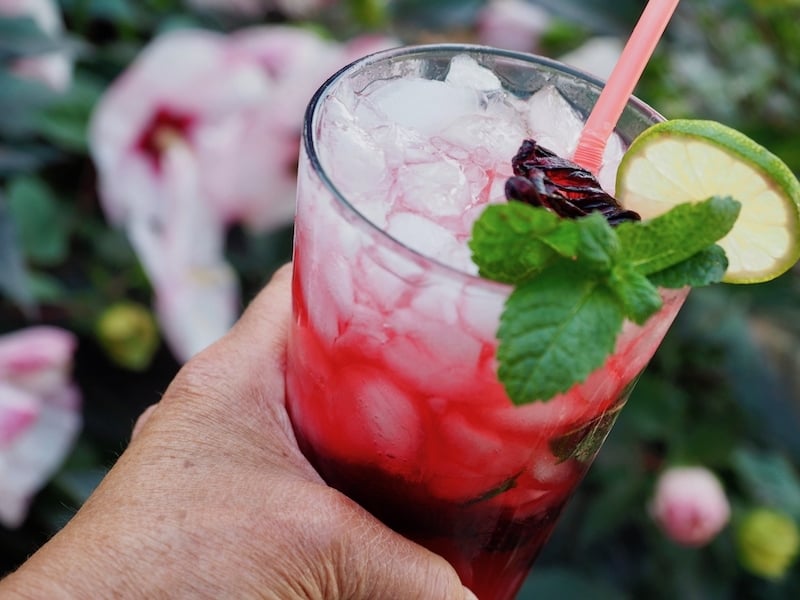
{"left": 2, "top": 0, "right": 800, "bottom": 597}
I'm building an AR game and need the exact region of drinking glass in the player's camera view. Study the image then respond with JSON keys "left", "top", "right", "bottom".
{"left": 285, "top": 44, "right": 687, "bottom": 600}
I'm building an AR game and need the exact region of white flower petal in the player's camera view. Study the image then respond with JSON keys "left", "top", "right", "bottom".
{"left": 155, "top": 263, "right": 240, "bottom": 362}
{"left": 0, "top": 385, "right": 81, "bottom": 529}
{"left": 0, "top": 383, "right": 40, "bottom": 447}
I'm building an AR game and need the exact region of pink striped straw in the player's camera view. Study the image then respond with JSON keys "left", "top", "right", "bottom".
{"left": 572, "top": 0, "right": 681, "bottom": 174}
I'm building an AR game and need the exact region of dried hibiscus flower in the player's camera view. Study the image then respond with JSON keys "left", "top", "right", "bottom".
{"left": 505, "top": 139, "right": 641, "bottom": 226}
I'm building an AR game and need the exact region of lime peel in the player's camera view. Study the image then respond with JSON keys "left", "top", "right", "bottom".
{"left": 616, "top": 119, "right": 800, "bottom": 283}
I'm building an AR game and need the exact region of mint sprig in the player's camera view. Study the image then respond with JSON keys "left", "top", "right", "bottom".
{"left": 469, "top": 195, "right": 741, "bottom": 405}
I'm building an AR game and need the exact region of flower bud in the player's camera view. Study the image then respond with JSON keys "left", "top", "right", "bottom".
{"left": 736, "top": 508, "right": 800, "bottom": 580}
{"left": 649, "top": 466, "right": 731, "bottom": 547}
{"left": 96, "top": 301, "right": 160, "bottom": 371}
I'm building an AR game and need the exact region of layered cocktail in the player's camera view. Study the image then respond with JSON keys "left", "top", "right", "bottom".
{"left": 285, "top": 46, "right": 688, "bottom": 599}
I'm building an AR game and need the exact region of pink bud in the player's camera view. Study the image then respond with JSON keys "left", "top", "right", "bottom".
{"left": 650, "top": 466, "right": 731, "bottom": 547}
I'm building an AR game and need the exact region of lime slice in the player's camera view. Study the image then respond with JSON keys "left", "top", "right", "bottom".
{"left": 616, "top": 119, "right": 800, "bottom": 283}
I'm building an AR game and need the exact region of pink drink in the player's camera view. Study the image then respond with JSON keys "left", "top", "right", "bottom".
{"left": 286, "top": 46, "right": 687, "bottom": 600}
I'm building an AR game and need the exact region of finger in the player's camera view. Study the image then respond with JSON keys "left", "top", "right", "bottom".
{"left": 229, "top": 262, "right": 293, "bottom": 358}
{"left": 363, "top": 545, "right": 479, "bottom": 600}
{"left": 199, "top": 262, "right": 293, "bottom": 380}
{"left": 177, "top": 263, "right": 292, "bottom": 396}
{"left": 340, "top": 521, "right": 479, "bottom": 600}
{"left": 130, "top": 404, "right": 158, "bottom": 441}
{"left": 220, "top": 262, "right": 293, "bottom": 400}
{"left": 164, "top": 263, "right": 298, "bottom": 453}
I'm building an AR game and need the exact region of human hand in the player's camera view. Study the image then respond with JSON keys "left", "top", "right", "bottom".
{"left": 1, "top": 264, "right": 477, "bottom": 599}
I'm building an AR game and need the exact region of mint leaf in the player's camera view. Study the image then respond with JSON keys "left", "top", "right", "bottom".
{"left": 470, "top": 179, "right": 741, "bottom": 404}
{"left": 464, "top": 473, "right": 521, "bottom": 505}
{"left": 615, "top": 196, "right": 740, "bottom": 274}
{"left": 648, "top": 244, "right": 729, "bottom": 288}
{"left": 469, "top": 203, "right": 567, "bottom": 283}
{"left": 550, "top": 401, "right": 625, "bottom": 463}
{"left": 573, "top": 212, "right": 619, "bottom": 272}
{"left": 497, "top": 263, "right": 624, "bottom": 403}
{"left": 608, "top": 262, "right": 663, "bottom": 325}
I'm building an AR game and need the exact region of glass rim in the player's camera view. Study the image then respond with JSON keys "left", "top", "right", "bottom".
{"left": 302, "top": 43, "right": 663, "bottom": 286}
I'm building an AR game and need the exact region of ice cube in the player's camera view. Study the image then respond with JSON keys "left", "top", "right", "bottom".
{"left": 385, "top": 211, "right": 466, "bottom": 268}
{"left": 457, "top": 281, "right": 505, "bottom": 343}
{"left": 321, "top": 253, "right": 356, "bottom": 317}
{"left": 335, "top": 366, "right": 422, "bottom": 466}
{"left": 598, "top": 131, "right": 625, "bottom": 193}
{"left": 367, "top": 77, "right": 482, "bottom": 135}
{"left": 437, "top": 113, "right": 528, "bottom": 171}
{"left": 527, "top": 85, "right": 628, "bottom": 194}
{"left": 319, "top": 97, "right": 390, "bottom": 196}
{"left": 426, "top": 410, "right": 533, "bottom": 501}
{"left": 380, "top": 314, "right": 483, "bottom": 398}
{"left": 410, "top": 283, "right": 460, "bottom": 326}
{"left": 529, "top": 449, "right": 576, "bottom": 486}
{"left": 395, "top": 159, "right": 471, "bottom": 218}
{"left": 526, "top": 84, "right": 583, "bottom": 158}
{"left": 445, "top": 54, "right": 502, "bottom": 90}
{"left": 355, "top": 244, "right": 420, "bottom": 314}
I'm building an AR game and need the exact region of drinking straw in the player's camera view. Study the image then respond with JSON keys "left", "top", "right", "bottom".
{"left": 572, "top": 0, "right": 681, "bottom": 174}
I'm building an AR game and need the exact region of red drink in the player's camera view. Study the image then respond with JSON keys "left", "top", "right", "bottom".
{"left": 286, "top": 46, "right": 687, "bottom": 599}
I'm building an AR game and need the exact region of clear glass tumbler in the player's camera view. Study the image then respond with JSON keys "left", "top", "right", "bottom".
{"left": 286, "top": 44, "right": 687, "bottom": 600}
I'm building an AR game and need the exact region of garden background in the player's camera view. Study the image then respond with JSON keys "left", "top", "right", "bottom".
{"left": 2, "top": 0, "right": 800, "bottom": 598}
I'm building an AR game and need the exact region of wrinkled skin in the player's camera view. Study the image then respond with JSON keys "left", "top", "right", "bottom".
{"left": 0, "top": 265, "right": 476, "bottom": 600}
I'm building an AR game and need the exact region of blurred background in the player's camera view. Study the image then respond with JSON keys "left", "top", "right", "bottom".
{"left": 1, "top": 0, "right": 800, "bottom": 597}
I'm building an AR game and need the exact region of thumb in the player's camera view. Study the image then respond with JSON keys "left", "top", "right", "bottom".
{"left": 339, "top": 519, "right": 479, "bottom": 600}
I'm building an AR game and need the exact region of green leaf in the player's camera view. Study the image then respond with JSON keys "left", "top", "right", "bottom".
{"left": 0, "top": 71, "right": 57, "bottom": 137}
{"left": 615, "top": 196, "right": 741, "bottom": 274}
{"left": 648, "top": 244, "right": 729, "bottom": 288}
{"left": 348, "top": 0, "right": 391, "bottom": 27}
{"left": 7, "top": 176, "right": 70, "bottom": 266}
{"left": 573, "top": 212, "right": 620, "bottom": 272}
{"left": 550, "top": 401, "right": 625, "bottom": 463}
{"left": 390, "top": 0, "right": 484, "bottom": 28}
{"left": 576, "top": 472, "right": 644, "bottom": 548}
{"left": 0, "top": 144, "right": 58, "bottom": 175}
{"left": 732, "top": 447, "right": 800, "bottom": 518}
{"left": 623, "top": 375, "right": 688, "bottom": 441}
{"left": 608, "top": 261, "right": 663, "bottom": 325}
{"left": 469, "top": 203, "right": 622, "bottom": 284}
{"left": 33, "top": 76, "right": 104, "bottom": 152}
{"left": 469, "top": 203, "right": 571, "bottom": 284}
{"left": 0, "top": 16, "right": 63, "bottom": 58}
{"left": 497, "top": 263, "right": 624, "bottom": 403}
{"left": 463, "top": 472, "right": 522, "bottom": 506}
{"left": 0, "top": 194, "right": 35, "bottom": 311}
{"left": 520, "top": 566, "right": 627, "bottom": 600}
{"left": 26, "top": 271, "right": 67, "bottom": 303}
{"left": 52, "top": 468, "right": 106, "bottom": 506}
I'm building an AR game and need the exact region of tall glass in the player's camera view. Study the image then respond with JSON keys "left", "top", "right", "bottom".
{"left": 286, "top": 45, "right": 687, "bottom": 600}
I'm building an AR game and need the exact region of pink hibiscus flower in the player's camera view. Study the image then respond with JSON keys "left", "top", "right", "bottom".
{"left": 89, "top": 26, "right": 396, "bottom": 361}
{"left": 0, "top": 326, "right": 81, "bottom": 529}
